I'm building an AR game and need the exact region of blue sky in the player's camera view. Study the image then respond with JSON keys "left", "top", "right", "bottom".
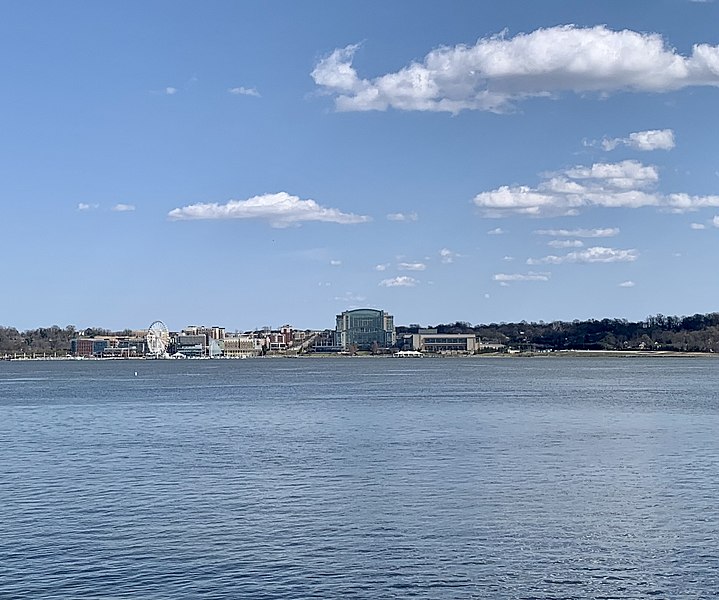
{"left": 3, "top": 0, "right": 719, "bottom": 331}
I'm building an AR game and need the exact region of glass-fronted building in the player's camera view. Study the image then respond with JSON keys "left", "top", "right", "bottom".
{"left": 335, "top": 308, "right": 395, "bottom": 350}
{"left": 70, "top": 338, "right": 109, "bottom": 357}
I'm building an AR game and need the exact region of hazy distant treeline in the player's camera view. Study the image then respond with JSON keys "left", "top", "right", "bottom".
{"left": 401, "top": 312, "right": 719, "bottom": 352}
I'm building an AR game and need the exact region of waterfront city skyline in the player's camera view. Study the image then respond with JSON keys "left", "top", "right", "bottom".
{"left": 3, "top": 1, "right": 719, "bottom": 331}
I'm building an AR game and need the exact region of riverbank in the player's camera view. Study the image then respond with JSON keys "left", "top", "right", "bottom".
{"left": 3, "top": 350, "right": 717, "bottom": 361}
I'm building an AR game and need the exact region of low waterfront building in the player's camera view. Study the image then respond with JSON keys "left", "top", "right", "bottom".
{"left": 312, "top": 329, "right": 342, "bottom": 352}
{"left": 223, "top": 334, "right": 262, "bottom": 357}
{"left": 478, "top": 342, "right": 506, "bottom": 352}
{"left": 101, "top": 346, "right": 132, "bottom": 358}
{"left": 174, "top": 334, "right": 206, "bottom": 358}
{"left": 103, "top": 335, "right": 147, "bottom": 357}
{"left": 405, "top": 332, "right": 479, "bottom": 354}
{"left": 71, "top": 338, "right": 108, "bottom": 357}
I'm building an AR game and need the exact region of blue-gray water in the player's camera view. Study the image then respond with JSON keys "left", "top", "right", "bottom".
{"left": 1, "top": 357, "right": 718, "bottom": 599}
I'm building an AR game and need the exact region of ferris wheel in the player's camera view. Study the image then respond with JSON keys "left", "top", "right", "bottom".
{"left": 146, "top": 320, "right": 170, "bottom": 356}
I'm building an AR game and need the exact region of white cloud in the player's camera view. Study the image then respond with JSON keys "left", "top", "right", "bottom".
{"left": 527, "top": 246, "right": 638, "bottom": 264}
{"left": 487, "top": 227, "right": 505, "bottom": 235}
{"left": 165, "top": 87, "right": 178, "bottom": 95}
{"left": 475, "top": 159, "right": 719, "bottom": 217}
{"left": 599, "top": 129, "right": 675, "bottom": 152}
{"left": 619, "top": 280, "right": 636, "bottom": 287}
{"left": 503, "top": 256, "right": 514, "bottom": 261}
{"left": 564, "top": 161, "right": 658, "bottom": 189}
{"left": 548, "top": 239, "right": 584, "bottom": 248}
{"left": 311, "top": 43, "right": 363, "bottom": 94}
{"left": 535, "top": 228, "right": 619, "bottom": 238}
{"left": 330, "top": 260, "right": 342, "bottom": 266}
{"left": 690, "top": 222, "right": 707, "bottom": 229}
{"left": 77, "top": 203, "right": 98, "bottom": 211}
{"left": 493, "top": 272, "right": 551, "bottom": 282}
{"left": 312, "top": 26, "right": 719, "bottom": 113}
{"left": 112, "top": 203, "right": 135, "bottom": 212}
{"left": 379, "top": 276, "right": 418, "bottom": 287}
{"left": 666, "top": 193, "right": 719, "bottom": 211}
{"left": 334, "top": 291, "right": 366, "bottom": 302}
{"left": 228, "top": 86, "right": 261, "bottom": 97}
{"left": 386, "top": 211, "right": 418, "bottom": 221}
{"left": 713, "top": 215, "right": 719, "bottom": 227}
{"left": 439, "top": 248, "right": 457, "bottom": 264}
{"left": 374, "top": 263, "right": 389, "bottom": 271}
{"left": 398, "top": 262, "right": 426, "bottom": 271}
{"left": 168, "top": 192, "right": 371, "bottom": 228}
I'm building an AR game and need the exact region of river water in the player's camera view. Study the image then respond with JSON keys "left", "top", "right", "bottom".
{"left": 1, "top": 357, "right": 718, "bottom": 598}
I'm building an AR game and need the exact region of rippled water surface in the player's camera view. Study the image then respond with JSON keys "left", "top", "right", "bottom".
{"left": 1, "top": 357, "right": 719, "bottom": 598}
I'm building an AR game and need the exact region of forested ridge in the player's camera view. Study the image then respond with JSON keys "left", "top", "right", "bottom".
{"left": 400, "top": 312, "right": 719, "bottom": 352}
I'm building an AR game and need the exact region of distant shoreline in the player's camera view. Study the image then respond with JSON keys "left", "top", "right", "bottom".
{"left": 2, "top": 350, "right": 718, "bottom": 362}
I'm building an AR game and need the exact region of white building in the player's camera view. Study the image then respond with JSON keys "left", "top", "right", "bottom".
{"left": 406, "top": 332, "right": 478, "bottom": 354}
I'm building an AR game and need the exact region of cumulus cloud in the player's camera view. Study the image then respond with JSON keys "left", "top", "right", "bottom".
{"left": 229, "top": 86, "right": 261, "bottom": 97}
{"left": 691, "top": 222, "right": 707, "bottom": 229}
{"left": 619, "top": 280, "right": 636, "bottom": 287}
{"left": 168, "top": 192, "right": 371, "bottom": 228}
{"left": 312, "top": 26, "right": 719, "bottom": 113}
{"left": 474, "top": 159, "right": 719, "bottom": 216}
{"left": 493, "top": 272, "right": 551, "bottom": 282}
{"left": 330, "top": 260, "right": 342, "bottom": 266}
{"left": 379, "top": 276, "right": 418, "bottom": 287}
{"left": 374, "top": 263, "right": 390, "bottom": 271}
{"left": 565, "top": 161, "right": 659, "bottom": 188}
{"left": 77, "top": 203, "right": 98, "bottom": 211}
{"left": 487, "top": 227, "right": 505, "bottom": 235}
{"left": 599, "top": 129, "right": 675, "bottom": 151}
{"left": 713, "top": 216, "right": 719, "bottom": 227}
{"left": 527, "top": 246, "right": 638, "bottom": 264}
{"left": 386, "top": 211, "right": 418, "bottom": 221}
{"left": 398, "top": 262, "right": 426, "bottom": 271}
{"left": 535, "top": 227, "right": 620, "bottom": 237}
{"left": 112, "top": 203, "right": 135, "bottom": 212}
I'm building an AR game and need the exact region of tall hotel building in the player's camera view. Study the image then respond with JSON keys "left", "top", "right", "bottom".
{"left": 335, "top": 308, "right": 396, "bottom": 350}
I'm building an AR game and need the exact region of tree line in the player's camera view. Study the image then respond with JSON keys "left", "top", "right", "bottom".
{"left": 397, "top": 312, "right": 719, "bottom": 353}
{"left": 0, "top": 326, "right": 130, "bottom": 356}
